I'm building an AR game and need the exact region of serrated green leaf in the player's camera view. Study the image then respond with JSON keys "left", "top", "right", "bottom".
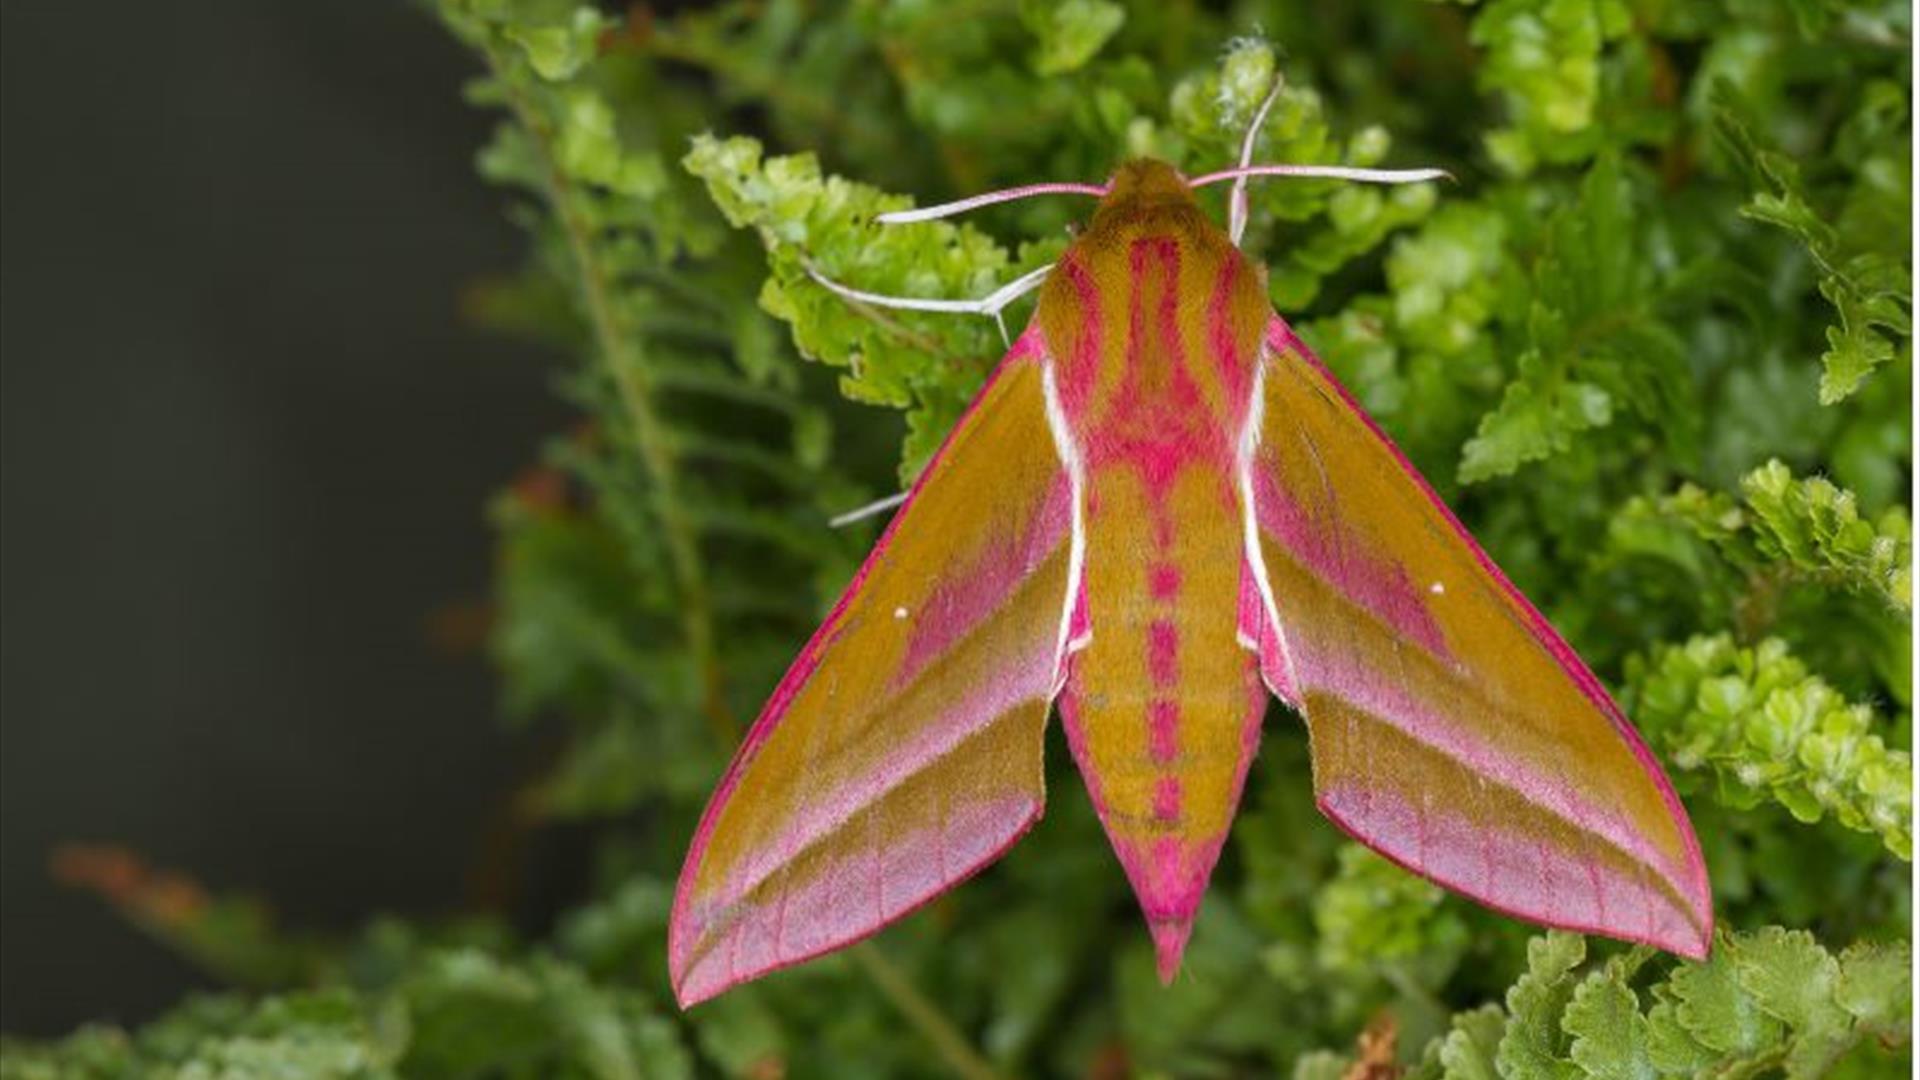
{"left": 1833, "top": 940, "right": 1911, "bottom": 1039}
{"left": 1730, "top": 928, "right": 1854, "bottom": 1077}
{"left": 1668, "top": 946, "right": 1786, "bottom": 1057}
{"left": 1563, "top": 967, "right": 1655, "bottom": 1080}
{"left": 1498, "top": 933, "right": 1587, "bottom": 1080}
{"left": 1437, "top": 1005, "right": 1506, "bottom": 1080}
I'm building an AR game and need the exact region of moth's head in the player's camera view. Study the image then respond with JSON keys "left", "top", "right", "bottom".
{"left": 1096, "top": 159, "right": 1198, "bottom": 213}
{"left": 1086, "top": 158, "right": 1203, "bottom": 233}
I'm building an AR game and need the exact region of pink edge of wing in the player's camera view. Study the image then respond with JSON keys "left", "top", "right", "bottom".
{"left": 1258, "top": 316, "right": 1713, "bottom": 958}
{"left": 669, "top": 327, "right": 1070, "bottom": 1007}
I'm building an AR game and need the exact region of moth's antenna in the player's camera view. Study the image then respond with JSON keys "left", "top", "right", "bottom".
{"left": 1229, "top": 76, "right": 1286, "bottom": 246}
{"left": 828, "top": 492, "right": 909, "bottom": 528}
{"left": 805, "top": 261, "right": 1053, "bottom": 348}
{"left": 1190, "top": 163, "right": 1450, "bottom": 188}
{"left": 875, "top": 182, "right": 1107, "bottom": 225}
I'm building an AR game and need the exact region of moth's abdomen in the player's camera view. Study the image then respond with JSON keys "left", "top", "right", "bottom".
{"left": 1057, "top": 459, "right": 1264, "bottom": 981}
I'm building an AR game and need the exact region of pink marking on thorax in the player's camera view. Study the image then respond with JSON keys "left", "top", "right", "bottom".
{"left": 1052, "top": 234, "right": 1243, "bottom": 508}
{"left": 1050, "top": 258, "right": 1103, "bottom": 421}
{"left": 1204, "top": 254, "right": 1258, "bottom": 414}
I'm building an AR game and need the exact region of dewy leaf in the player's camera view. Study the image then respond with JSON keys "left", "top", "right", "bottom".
{"left": 1497, "top": 932, "right": 1586, "bottom": 1080}
{"left": 1019, "top": 0, "right": 1125, "bottom": 76}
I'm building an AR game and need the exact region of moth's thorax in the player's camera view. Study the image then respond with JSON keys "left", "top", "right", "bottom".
{"left": 1035, "top": 159, "right": 1268, "bottom": 468}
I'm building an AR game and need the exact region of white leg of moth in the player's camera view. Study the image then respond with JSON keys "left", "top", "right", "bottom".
{"left": 804, "top": 260, "right": 1054, "bottom": 348}
{"left": 1229, "top": 76, "right": 1286, "bottom": 247}
{"left": 828, "top": 492, "right": 909, "bottom": 528}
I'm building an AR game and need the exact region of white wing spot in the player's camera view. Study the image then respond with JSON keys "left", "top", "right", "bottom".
{"left": 893, "top": 606, "right": 908, "bottom": 619}
{"left": 1429, "top": 581, "right": 1446, "bottom": 595}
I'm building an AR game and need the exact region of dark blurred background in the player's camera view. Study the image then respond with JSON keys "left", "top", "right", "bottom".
{"left": 1, "top": 4, "right": 569, "bottom": 1033}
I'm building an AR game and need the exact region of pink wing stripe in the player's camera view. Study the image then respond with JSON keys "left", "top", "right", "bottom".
{"left": 1252, "top": 465, "right": 1451, "bottom": 658}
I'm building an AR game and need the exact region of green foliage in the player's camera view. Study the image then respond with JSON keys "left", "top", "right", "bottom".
{"left": 0, "top": 952, "right": 692, "bottom": 1080}
{"left": 1625, "top": 634, "right": 1911, "bottom": 858}
{"left": 1743, "top": 461, "right": 1913, "bottom": 613}
{"left": 1713, "top": 81, "right": 1912, "bottom": 404}
{"left": 1324, "top": 929, "right": 1912, "bottom": 1080}
{"left": 7, "top": 0, "right": 1910, "bottom": 1077}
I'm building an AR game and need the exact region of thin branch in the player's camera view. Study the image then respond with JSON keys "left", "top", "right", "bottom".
{"left": 850, "top": 943, "right": 1009, "bottom": 1080}
{"left": 486, "top": 46, "right": 736, "bottom": 747}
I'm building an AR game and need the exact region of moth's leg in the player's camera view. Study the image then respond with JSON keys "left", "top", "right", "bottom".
{"left": 805, "top": 261, "right": 1053, "bottom": 348}
{"left": 828, "top": 492, "right": 908, "bottom": 528}
{"left": 1229, "top": 76, "right": 1286, "bottom": 247}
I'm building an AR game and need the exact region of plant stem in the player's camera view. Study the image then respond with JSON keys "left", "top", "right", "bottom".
{"left": 850, "top": 943, "right": 1009, "bottom": 1080}
{"left": 487, "top": 49, "right": 736, "bottom": 747}
{"left": 1733, "top": 563, "right": 1790, "bottom": 645}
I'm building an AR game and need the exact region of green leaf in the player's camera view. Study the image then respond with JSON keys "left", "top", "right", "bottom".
{"left": 1730, "top": 928, "right": 1854, "bottom": 1076}
{"left": 1314, "top": 845, "right": 1468, "bottom": 983}
{"left": 1833, "top": 940, "right": 1912, "bottom": 1040}
{"left": 1713, "top": 86, "right": 1912, "bottom": 405}
{"left": 1742, "top": 460, "right": 1912, "bottom": 612}
{"left": 1020, "top": 0, "right": 1125, "bottom": 75}
{"left": 1668, "top": 944, "right": 1786, "bottom": 1057}
{"left": 1436, "top": 1005, "right": 1506, "bottom": 1080}
{"left": 1562, "top": 964, "right": 1655, "bottom": 1080}
{"left": 1469, "top": 0, "right": 1637, "bottom": 174}
{"left": 1458, "top": 373, "right": 1612, "bottom": 483}
{"left": 503, "top": 8, "right": 606, "bottom": 82}
{"left": 1497, "top": 932, "right": 1586, "bottom": 1080}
